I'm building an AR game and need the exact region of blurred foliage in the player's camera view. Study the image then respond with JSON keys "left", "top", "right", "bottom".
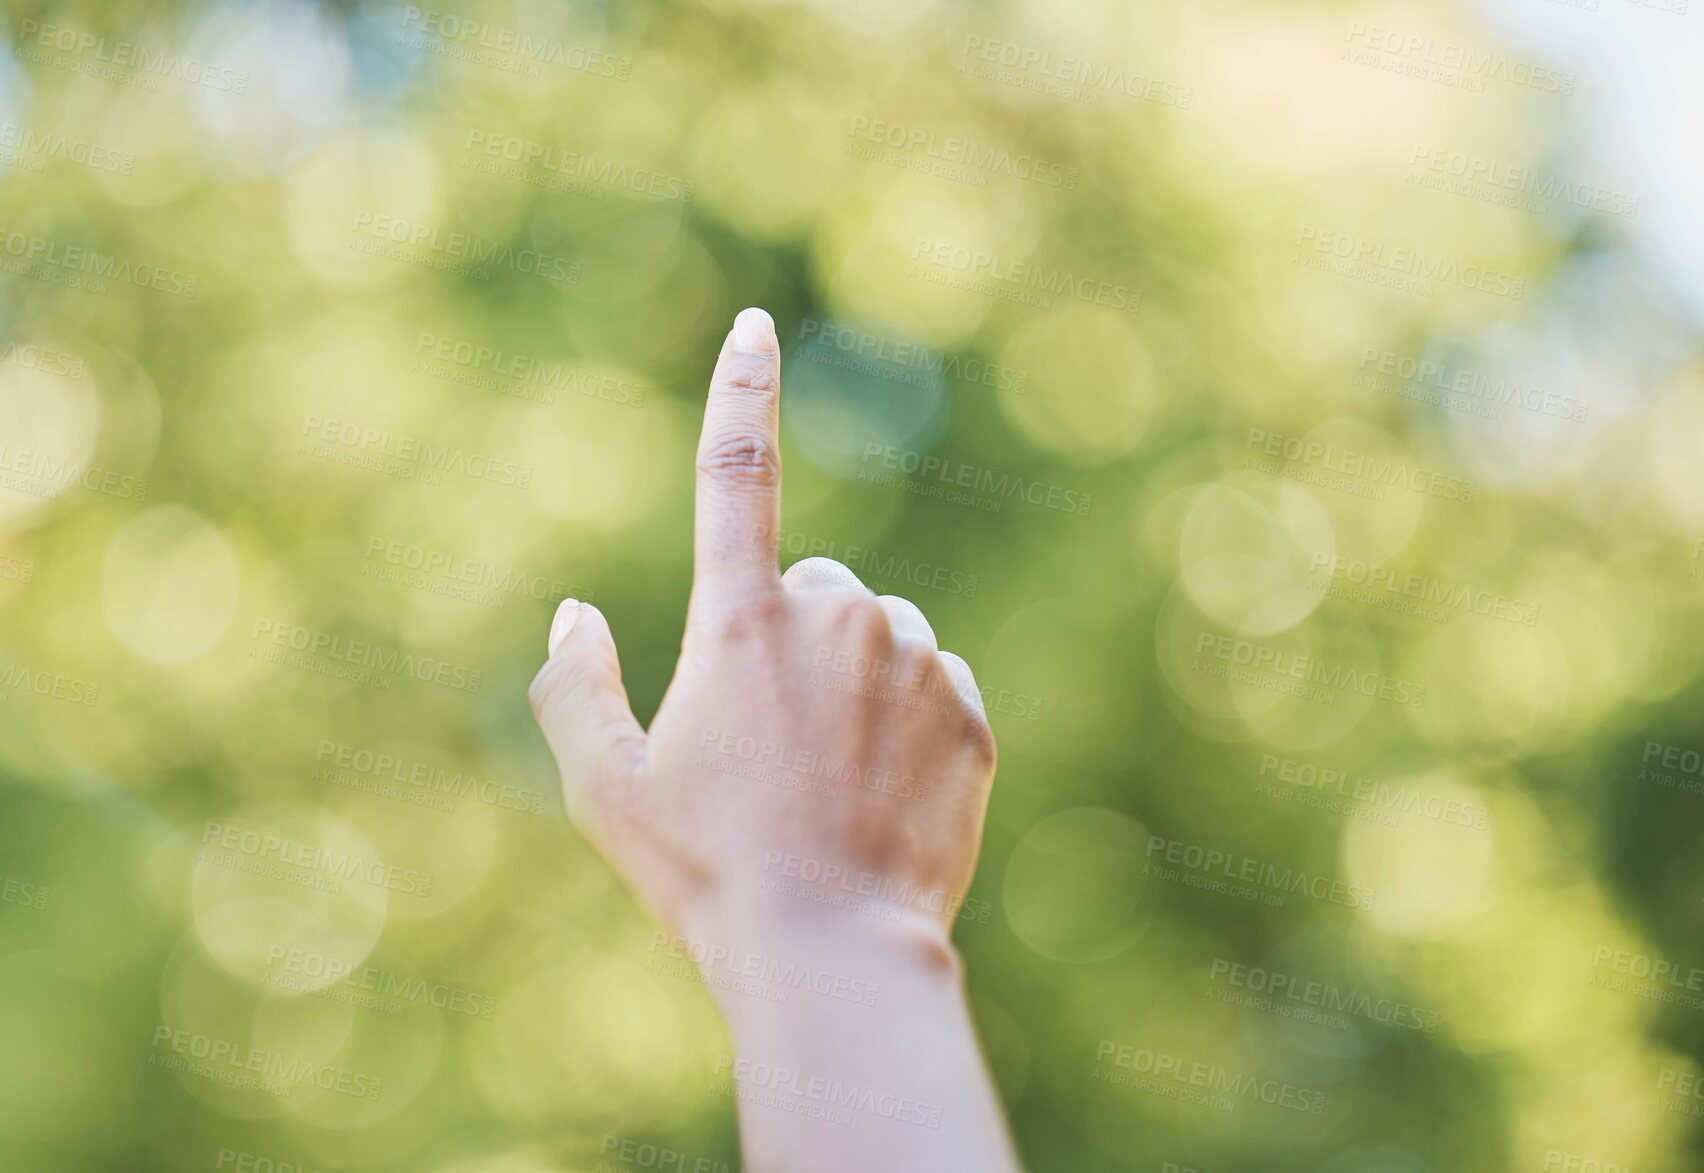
{"left": 2, "top": 0, "right": 1703, "bottom": 1170}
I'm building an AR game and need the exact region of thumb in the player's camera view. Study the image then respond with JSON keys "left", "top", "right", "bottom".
{"left": 528, "top": 599, "right": 647, "bottom": 820}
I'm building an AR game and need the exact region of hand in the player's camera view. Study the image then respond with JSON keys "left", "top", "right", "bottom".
{"left": 527, "top": 306, "right": 997, "bottom": 955}
{"left": 528, "top": 307, "right": 1020, "bottom": 1173}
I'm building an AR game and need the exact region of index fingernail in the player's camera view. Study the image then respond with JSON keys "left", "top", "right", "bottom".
{"left": 731, "top": 307, "right": 776, "bottom": 353}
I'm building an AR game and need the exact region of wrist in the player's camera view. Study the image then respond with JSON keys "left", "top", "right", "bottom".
{"left": 679, "top": 892, "right": 965, "bottom": 1023}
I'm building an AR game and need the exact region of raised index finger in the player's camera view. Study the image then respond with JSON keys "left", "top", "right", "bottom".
{"left": 692, "top": 307, "right": 783, "bottom": 611}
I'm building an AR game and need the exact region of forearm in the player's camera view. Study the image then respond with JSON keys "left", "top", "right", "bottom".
{"left": 698, "top": 906, "right": 1021, "bottom": 1173}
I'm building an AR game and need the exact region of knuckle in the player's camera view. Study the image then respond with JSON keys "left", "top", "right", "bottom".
{"left": 913, "top": 652, "right": 954, "bottom": 697}
{"left": 840, "top": 593, "right": 894, "bottom": 641}
{"left": 604, "top": 731, "right": 649, "bottom": 779}
{"left": 930, "top": 665, "right": 995, "bottom": 762}
{"left": 526, "top": 655, "right": 606, "bottom": 721}
{"left": 877, "top": 592, "right": 924, "bottom": 620}
{"left": 800, "top": 592, "right": 893, "bottom": 674}
{"left": 720, "top": 354, "right": 779, "bottom": 395}
{"left": 896, "top": 634, "right": 939, "bottom": 659}
{"left": 698, "top": 430, "right": 781, "bottom": 484}
{"left": 783, "top": 556, "right": 859, "bottom": 589}
{"left": 877, "top": 594, "right": 936, "bottom": 646}
{"left": 937, "top": 651, "right": 983, "bottom": 706}
{"left": 938, "top": 650, "right": 972, "bottom": 676}
{"left": 922, "top": 656, "right": 989, "bottom": 735}
{"left": 962, "top": 712, "right": 998, "bottom": 768}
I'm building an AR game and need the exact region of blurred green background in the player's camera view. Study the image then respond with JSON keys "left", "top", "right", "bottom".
{"left": 3, "top": 0, "right": 1704, "bottom": 1169}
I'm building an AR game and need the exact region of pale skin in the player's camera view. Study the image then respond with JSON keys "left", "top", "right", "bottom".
{"left": 528, "top": 307, "right": 1022, "bottom": 1172}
